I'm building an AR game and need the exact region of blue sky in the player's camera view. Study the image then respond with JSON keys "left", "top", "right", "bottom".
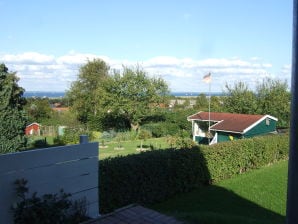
{"left": 0, "top": 0, "right": 293, "bottom": 92}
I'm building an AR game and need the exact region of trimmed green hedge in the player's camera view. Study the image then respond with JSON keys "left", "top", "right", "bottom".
{"left": 99, "top": 134, "right": 289, "bottom": 213}
{"left": 202, "top": 134, "right": 289, "bottom": 182}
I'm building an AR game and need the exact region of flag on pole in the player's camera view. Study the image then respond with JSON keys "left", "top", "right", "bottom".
{"left": 203, "top": 73, "right": 211, "bottom": 83}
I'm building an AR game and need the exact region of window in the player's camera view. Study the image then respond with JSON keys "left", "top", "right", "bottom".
{"left": 266, "top": 118, "right": 270, "bottom": 126}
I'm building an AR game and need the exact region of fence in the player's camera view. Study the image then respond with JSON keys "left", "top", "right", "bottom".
{"left": 0, "top": 136, "right": 99, "bottom": 223}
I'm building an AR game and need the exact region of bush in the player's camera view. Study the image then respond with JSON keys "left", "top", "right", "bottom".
{"left": 166, "top": 136, "right": 197, "bottom": 149}
{"left": 99, "top": 147, "right": 209, "bottom": 213}
{"left": 142, "top": 122, "right": 180, "bottom": 137}
{"left": 60, "top": 127, "right": 93, "bottom": 145}
{"left": 202, "top": 134, "right": 289, "bottom": 182}
{"left": 99, "top": 134, "right": 289, "bottom": 213}
{"left": 101, "top": 130, "right": 117, "bottom": 141}
{"left": 12, "top": 179, "right": 88, "bottom": 224}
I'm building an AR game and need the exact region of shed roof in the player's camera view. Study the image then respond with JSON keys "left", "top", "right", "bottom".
{"left": 188, "top": 112, "right": 277, "bottom": 134}
{"left": 26, "top": 122, "right": 41, "bottom": 127}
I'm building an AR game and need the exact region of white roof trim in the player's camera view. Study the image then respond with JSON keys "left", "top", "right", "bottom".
{"left": 210, "top": 128, "right": 243, "bottom": 134}
{"left": 187, "top": 111, "right": 203, "bottom": 121}
{"left": 26, "top": 122, "right": 41, "bottom": 127}
{"left": 188, "top": 112, "right": 278, "bottom": 134}
{"left": 242, "top": 115, "right": 278, "bottom": 133}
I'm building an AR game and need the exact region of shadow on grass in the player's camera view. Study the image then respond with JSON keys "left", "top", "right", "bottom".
{"left": 153, "top": 183, "right": 285, "bottom": 224}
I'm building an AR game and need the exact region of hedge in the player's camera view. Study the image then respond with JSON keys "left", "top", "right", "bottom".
{"left": 99, "top": 134, "right": 289, "bottom": 214}
{"left": 201, "top": 134, "right": 289, "bottom": 182}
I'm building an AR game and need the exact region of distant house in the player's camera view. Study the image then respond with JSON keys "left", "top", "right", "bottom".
{"left": 52, "top": 107, "right": 69, "bottom": 113}
{"left": 187, "top": 112, "right": 278, "bottom": 145}
{"left": 25, "top": 122, "right": 41, "bottom": 136}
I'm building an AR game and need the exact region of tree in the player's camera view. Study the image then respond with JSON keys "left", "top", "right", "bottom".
{"left": 66, "top": 58, "right": 109, "bottom": 124}
{"left": 223, "top": 79, "right": 291, "bottom": 127}
{"left": 100, "top": 66, "right": 170, "bottom": 131}
{"left": 24, "top": 98, "right": 52, "bottom": 123}
{"left": 256, "top": 78, "right": 290, "bottom": 127}
{"left": 0, "top": 64, "right": 27, "bottom": 153}
{"left": 223, "top": 81, "right": 258, "bottom": 114}
{"left": 195, "top": 93, "right": 208, "bottom": 110}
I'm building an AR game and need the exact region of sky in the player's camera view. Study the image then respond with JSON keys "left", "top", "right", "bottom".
{"left": 0, "top": 0, "right": 293, "bottom": 92}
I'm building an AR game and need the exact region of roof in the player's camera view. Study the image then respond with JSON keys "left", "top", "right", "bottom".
{"left": 26, "top": 122, "right": 40, "bottom": 127}
{"left": 188, "top": 111, "right": 277, "bottom": 134}
{"left": 52, "top": 107, "right": 69, "bottom": 112}
{"left": 83, "top": 204, "right": 184, "bottom": 224}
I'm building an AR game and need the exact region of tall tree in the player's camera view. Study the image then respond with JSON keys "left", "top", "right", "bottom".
{"left": 256, "top": 78, "right": 290, "bottom": 127}
{"left": 195, "top": 93, "right": 209, "bottom": 110}
{"left": 0, "top": 64, "right": 27, "bottom": 154}
{"left": 24, "top": 98, "right": 52, "bottom": 123}
{"left": 66, "top": 59, "right": 109, "bottom": 124}
{"left": 100, "top": 66, "right": 170, "bottom": 130}
{"left": 223, "top": 79, "right": 291, "bottom": 127}
{"left": 223, "top": 81, "right": 258, "bottom": 114}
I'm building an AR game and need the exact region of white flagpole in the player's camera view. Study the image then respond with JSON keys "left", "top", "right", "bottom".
{"left": 203, "top": 72, "right": 212, "bottom": 144}
{"left": 208, "top": 74, "right": 211, "bottom": 144}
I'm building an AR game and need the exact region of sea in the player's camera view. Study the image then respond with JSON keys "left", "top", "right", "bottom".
{"left": 23, "top": 91, "right": 224, "bottom": 98}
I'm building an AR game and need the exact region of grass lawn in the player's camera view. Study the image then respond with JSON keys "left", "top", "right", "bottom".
{"left": 152, "top": 160, "right": 288, "bottom": 224}
{"left": 99, "top": 137, "right": 170, "bottom": 160}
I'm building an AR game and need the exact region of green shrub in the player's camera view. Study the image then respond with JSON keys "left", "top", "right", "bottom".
{"left": 12, "top": 179, "right": 88, "bottom": 224}
{"left": 166, "top": 136, "right": 197, "bottom": 149}
{"left": 202, "top": 134, "right": 289, "bottom": 182}
{"left": 142, "top": 122, "right": 180, "bottom": 137}
{"left": 99, "top": 134, "right": 289, "bottom": 213}
{"left": 99, "top": 147, "right": 209, "bottom": 213}
{"left": 60, "top": 127, "right": 93, "bottom": 145}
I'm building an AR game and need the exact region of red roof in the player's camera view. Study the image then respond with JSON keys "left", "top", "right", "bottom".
{"left": 188, "top": 112, "right": 277, "bottom": 133}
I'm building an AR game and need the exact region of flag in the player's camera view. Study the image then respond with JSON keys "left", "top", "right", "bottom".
{"left": 203, "top": 73, "right": 211, "bottom": 83}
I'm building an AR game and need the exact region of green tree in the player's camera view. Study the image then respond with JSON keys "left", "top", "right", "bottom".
{"left": 138, "top": 129, "right": 152, "bottom": 149}
{"left": 0, "top": 64, "right": 27, "bottom": 153}
{"left": 256, "top": 78, "right": 290, "bottom": 127}
{"left": 100, "top": 66, "right": 170, "bottom": 131}
{"left": 66, "top": 58, "right": 109, "bottom": 124}
{"left": 223, "top": 79, "right": 290, "bottom": 127}
{"left": 24, "top": 98, "right": 52, "bottom": 123}
{"left": 223, "top": 81, "right": 258, "bottom": 114}
{"left": 210, "top": 96, "right": 224, "bottom": 112}
{"left": 195, "top": 93, "right": 209, "bottom": 110}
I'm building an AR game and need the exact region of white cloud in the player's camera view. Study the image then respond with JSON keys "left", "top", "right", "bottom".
{"left": 0, "top": 52, "right": 291, "bottom": 92}
{"left": 1, "top": 52, "right": 55, "bottom": 64}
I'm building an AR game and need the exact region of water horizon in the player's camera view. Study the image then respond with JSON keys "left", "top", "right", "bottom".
{"left": 23, "top": 91, "right": 224, "bottom": 98}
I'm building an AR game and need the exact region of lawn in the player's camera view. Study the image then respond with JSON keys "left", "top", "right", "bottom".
{"left": 152, "top": 160, "right": 288, "bottom": 224}
{"left": 99, "top": 137, "right": 170, "bottom": 160}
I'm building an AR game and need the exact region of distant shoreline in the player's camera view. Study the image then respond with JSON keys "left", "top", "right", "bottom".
{"left": 23, "top": 91, "right": 224, "bottom": 98}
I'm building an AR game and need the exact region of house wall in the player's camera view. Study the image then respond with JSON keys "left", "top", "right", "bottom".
{"left": 216, "top": 118, "right": 277, "bottom": 143}
{"left": 244, "top": 118, "right": 277, "bottom": 138}
{"left": 217, "top": 132, "right": 242, "bottom": 142}
{"left": 25, "top": 123, "right": 40, "bottom": 135}
{"left": 195, "top": 136, "right": 209, "bottom": 144}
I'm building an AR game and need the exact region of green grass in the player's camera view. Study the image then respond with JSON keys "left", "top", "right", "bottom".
{"left": 99, "top": 137, "right": 170, "bottom": 160}
{"left": 152, "top": 160, "right": 288, "bottom": 224}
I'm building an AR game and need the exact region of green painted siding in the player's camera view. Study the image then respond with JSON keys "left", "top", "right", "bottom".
{"left": 244, "top": 118, "right": 277, "bottom": 138}
{"left": 217, "top": 132, "right": 242, "bottom": 142}
{"left": 216, "top": 118, "right": 277, "bottom": 143}
{"left": 195, "top": 136, "right": 209, "bottom": 144}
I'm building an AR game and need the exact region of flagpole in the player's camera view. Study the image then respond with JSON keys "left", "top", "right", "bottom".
{"left": 203, "top": 72, "right": 212, "bottom": 144}
{"left": 208, "top": 73, "right": 211, "bottom": 145}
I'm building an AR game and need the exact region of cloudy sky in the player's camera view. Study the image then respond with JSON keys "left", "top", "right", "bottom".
{"left": 0, "top": 0, "right": 293, "bottom": 93}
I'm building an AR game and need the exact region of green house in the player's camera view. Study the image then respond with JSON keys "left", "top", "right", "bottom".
{"left": 187, "top": 112, "right": 278, "bottom": 145}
